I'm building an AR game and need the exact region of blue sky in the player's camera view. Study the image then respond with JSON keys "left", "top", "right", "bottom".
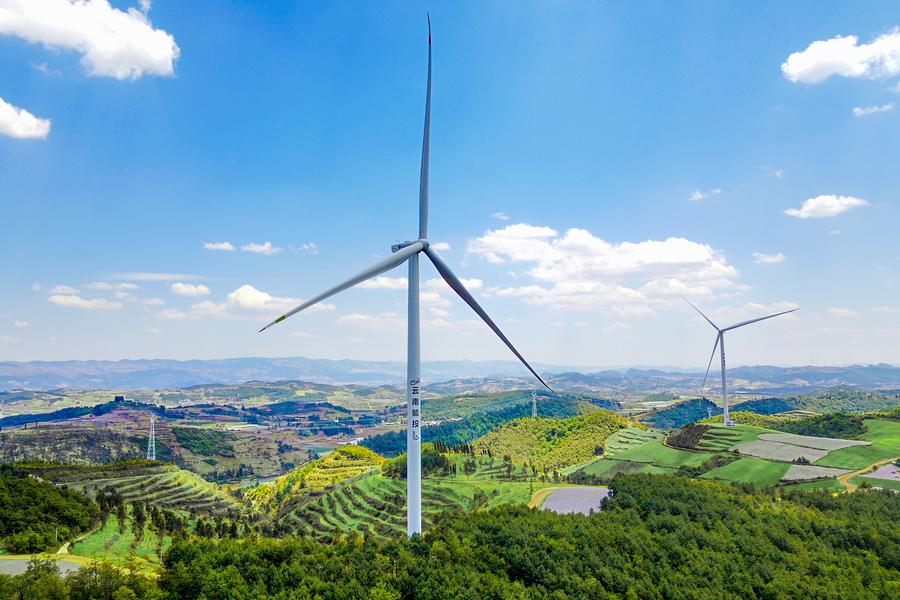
{"left": 1, "top": 1, "right": 898, "bottom": 367}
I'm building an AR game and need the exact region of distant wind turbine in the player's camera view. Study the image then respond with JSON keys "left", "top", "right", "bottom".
{"left": 259, "top": 16, "right": 549, "bottom": 536}
{"left": 681, "top": 296, "right": 797, "bottom": 426}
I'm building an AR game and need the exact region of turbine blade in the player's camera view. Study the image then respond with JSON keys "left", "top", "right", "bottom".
{"left": 424, "top": 246, "right": 551, "bottom": 390}
{"left": 722, "top": 307, "right": 799, "bottom": 332}
{"left": 700, "top": 333, "right": 720, "bottom": 397}
{"left": 418, "top": 14, "right": 432, "bottom": 240}
{"left": 259, "top": 242, "right": 424, "bottom": 332}
{"left": 679, "top": 294, "right": 719, "bottom": 331}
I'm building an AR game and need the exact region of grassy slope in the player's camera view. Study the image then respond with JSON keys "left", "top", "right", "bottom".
{"left": 71, "top": 514, "right": 171, "bottom": 571}
{"left": 814, "top": 419, "right": 900, "bottom": 470}
{"left": 701, "top": 457, "right": 790, "bottom": 486}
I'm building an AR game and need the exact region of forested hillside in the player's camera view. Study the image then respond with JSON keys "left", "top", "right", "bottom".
{"left": 8, "top": 473, "right": 890, "bottom": 599}
{"left": 0, "top": 465, "right": 99, "bottom": 553}
{"left": 362, "top": 396, "right": 596, "bottom": 456}
{"left": 474, "top": 411, "right": 634, "bottom": 472}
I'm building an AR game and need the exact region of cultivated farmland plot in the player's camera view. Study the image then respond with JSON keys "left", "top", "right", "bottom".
{"left": 542, "top": 487, "right": 610, "bottom": 515}
{"left": 862, "top": 463, "right": 900, "bottom": 482}
{"left": 781, "top": 464, "right": 849, "bottom": 482}
{"left": 757, "top": 433, "right": 870, "bottom": 451}
{"left": 734, "top": 439, "right": 829, "bottom": 462}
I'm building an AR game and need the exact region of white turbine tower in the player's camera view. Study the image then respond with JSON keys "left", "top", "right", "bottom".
{"left": 681, "top": 296, "right": 797, "bottom": 427}
{"left": 259, "top": 17, "right": 549, "bottom": 537}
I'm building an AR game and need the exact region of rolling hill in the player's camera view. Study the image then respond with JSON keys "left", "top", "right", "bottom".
{"left": 473, "top": 410, "right": 636, "bottom": 472}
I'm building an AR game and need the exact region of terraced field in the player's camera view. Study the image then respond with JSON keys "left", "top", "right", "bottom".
{"left": 72, "top": 514, "right": 171, "bottom": 570}
{"left": 35, "top": 463, "right": 240, "bottom": 515}
{"left": 276, "top": 453, "right": 597, "bottom": 538}
{"left": 562, "top": 427, "right": 661, "bottom": 474}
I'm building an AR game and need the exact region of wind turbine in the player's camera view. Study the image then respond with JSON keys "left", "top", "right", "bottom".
{"left": 259, "top": 17, "right": 549, "bottom": 536}
{"left": 681, "top": 296, "right": 797, "bottom": 427}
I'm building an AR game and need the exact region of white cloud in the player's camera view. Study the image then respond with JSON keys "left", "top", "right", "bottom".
{"left": 688, "top": 188, "right": 722, "bottom": 202}
{"left": 359, "top": 276, "right": 408, "bottom": 290}
{"left": 148, "top": 327, "right": 160, "bottom": 334}
{"left": 86, "top": 281, "right": 139, "bottom": 291}
{"left": 852, "top": 103, "right": 894, "bottom": 117}
{"left": 13, "top": 320, "right": 28, "bottom": 328}
{"left": 170, "top": 282, "right": 211, "bottom": 297}
{"left": 828, "top": 229, "right": 841, "bottom": 235}
{"left": 0, "top": 336, "right": 19, "bottom": 343}
{"left": 753, "top": 252, "right": 786, "bottom": 264}
{"left": 782, "top": 29, "right": 900, "bottom": 84}
{"left": 828, "top": 307, "right": 860, "bottom": 318}
{"left": 0, "top": 0, "right": 179, "bottom": 80}
{"left": 338, "top": 311, "right": 404, "bottom": 330}
{"left": 873, "top": 306, "right": 900, "bottom": 314}
{"left": 468, "top": 223, "right": 737, "bottom": 313}
{"left": 30, "top": 61, "right": 60, "bottom": 76}
{"left": 492, "top": 212, "right": 510, "bottom": 221}
{"left": 0, "top": 96, "right": 51, "bottom": 139}
{"left": 142, "top": 297, "right": 165, "bottom": 306}
{"left": 431, "top": 242, "right": 451, "bottom": 251}
{"left": 241, "top": 241, "right": 281, "bottom": 255}
{"left": 204, "top": 241, "right": 235, "bottom": 251}
{"left": 48, "top": 294, "right": 122, "bottom": 310}
{"left": 294, "top": 242, "right": 318, "bottom": 255}
{"left": 426, "top": 277, "right": 483, "bottom": 292}
{"left": 701, "top": 301, "right": 800, "bottom": 325}
{"left": 50, "top": 284, "right": 78, "bottom": 294}
{"left": 113, "top": 272, "right": 201, "bottom": 281}
{"left": 157, "top": 285, "right": 333, "bottom": 320}
{"left": 31, "top": 283, "right": 41, "bottom": 292}
{"left": 603, "top": 322, "right": 631, "bottom": 333}
{"left": 785, "top": 195, "right": 868, "bottom": 219}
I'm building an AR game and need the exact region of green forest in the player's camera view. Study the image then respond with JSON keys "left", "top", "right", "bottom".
{"left": 2, "top": 473, "right": 898, "bottom": 599}
{"left": 0, "top": 466, "right": 99, "bottom": 553}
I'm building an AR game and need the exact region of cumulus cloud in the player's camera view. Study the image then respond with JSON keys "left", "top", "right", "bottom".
{"left": 468, "top": 224, "right": 738, "bottom": 313}
{"left": 157, "top": 285, "right": 333, "bottom": 320}
{"left": 49, "top": 284, "right": 78, "bottom": 294}
{"left": 431, "top": 242, "right": 451, "bottom": 251}
{"left": 492, "top": 212, "right": 510, "bottom": 221}
{"left": 241, "top": 241, "right": 281, "bottom": 255}
{"left": 204, "top": 241, "right": 235, "bottom": 251}
{"left": 753, "top": 252, "right": 786, "bottom": 264}
{"left": 338, "top": 311, "right": 404, "bottom": 330}
{"left": 0, "top": 0, "right": 179, "bottom": 80}
{"left": 688, "top": 188, "right": 722, "bottom": 202}
{"left": 0, "top": 96, "right": 51, "bottom": 139}
{"left": 170, "top": 282, "right": 211, "bottom": 297}
{"left": 13, "top": 320, "right": 28, "bottom": 328}
{"left": 852, "top": 103, "right": 894, "bottom": 117}
{"left": 785, "top": 195, "right": 868, "bottom": 219}
{"left": 142, "top": 297, "right": 165, "bottom": 306}
{"left": 828, "top": 307, "right": 860, "bottom": 317}
{"left": 358, "top": 276, "right": 408, "bottom": 290}
{"left": 782, "top": 29, "right": 900, "bottom": 84}
{"left": 48, "top": 294, "right": 122, "bottom": 310}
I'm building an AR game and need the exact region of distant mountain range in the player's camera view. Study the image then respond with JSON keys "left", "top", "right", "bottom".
{"left": 1, "top": 357, "right": 899, "bottom": 394}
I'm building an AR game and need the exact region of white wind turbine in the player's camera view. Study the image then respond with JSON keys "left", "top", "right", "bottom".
{"left": 259, "top": 17, "right": 549, "bottom": 536}
{"left": 681, "top": 296, "right": 797, "bottom": 426}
